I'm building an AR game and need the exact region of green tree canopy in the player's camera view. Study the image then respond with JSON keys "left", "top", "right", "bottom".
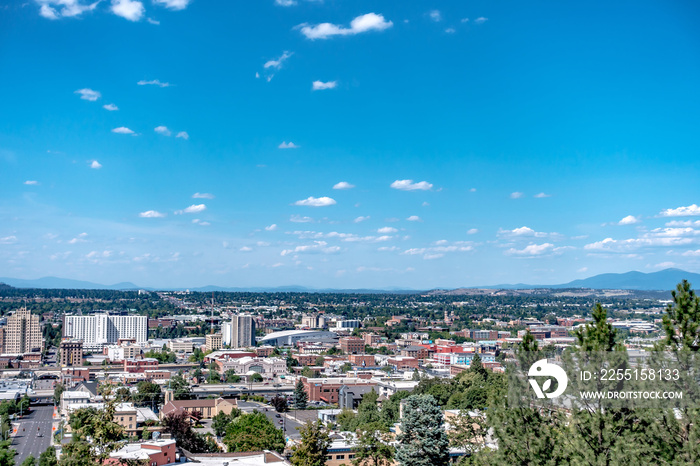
{"left": 223, "top": 412, "right": 285, "bottom": 453}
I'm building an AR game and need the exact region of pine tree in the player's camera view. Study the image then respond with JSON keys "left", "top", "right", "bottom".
{"left": 353, "top": 422, "right": 394, "bottom": 466}
{"left": 395, "top": 395, "right": 450, "bottom": 466}
{"left": 38, "top": 448, "right": 57, "bottom": 466}
{"left": 293, "top": 379, "right": 308, "bottom": 410}
{"left": 290, "top": 421, "right": 331, "bottom": 466}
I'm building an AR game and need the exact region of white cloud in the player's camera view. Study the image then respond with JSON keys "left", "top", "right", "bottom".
{"left": 510, "top": 191, "right": 523, "bottom": 199}
{"left": 111, "top": 0, "right": 144, "bottom": 21}
{"left": 137, "top": 79, "right": 170, "bottom": 87}
{"left": 333, "top": 181, "right": 355, "bottom": 190}
{"left": 470, "top": 187, "right": 477, "bottom": 192}
{"left": 281, "top": 241, "right": 341, "bottom": 256}
{"left": 103, "top": 103, "right": 119, "bottom": 111}
{"left": 445, "top": 28, "right": 455, "bottom": 34}
{"left": 498, "top": 226, "right": 554, "bottom": 239}
{"left": 192, "top": 193, "right": 214, "bottom": 199}
{"left": 505, "top": 243, "right": 555, "bottom": 256}
{"left": 68, "top": 232, "right": 88, "bottom": 244}
{"left": 378, "top": 246, "right": 399, "bottom": 252}
{"left": 682, "top": 249, "right": 700, "bottom": 257}
{"left": 139, "top": 210, "right": 166, "bottom": 218}
{"left": 474, "top": 17, "right": 488, "bottom": 24}
{"left": 406, "top": 215, "right": 421, "bottom": 222}
{"left": 279, "top": 141, "right": 299, "bottom": 149}
{"left": 0, "top": 236, "right": 17, "bottom": 244}
{"left": 618, "top": 215, "right": 639, "bottom": 225}
{"left": 176, "top": 131, "right": 189, "bottom": 140}
{"left": 660, "top": 204, "right": 700, "bottom": 217}
{"left": 653, "top": 261, "right": 676, "bottom": 269}
{"left": 354, "top": 216, "right": 370, "bottom": 223}
{"left": 294, "top": 196, "right": 337, "bottom": 207}
{"left": 467, "top": 228, "right": 479, "bottom": 235}
{"left": 461, "top": 18, "right": 469, "bottom": 23}
{"left": 290, "top": 215, "right": 314, "bottom": 223}
{"left": 390, "top": 179, "right": 433, "bottom": 191}
{"left": 429, "top": 10, "right": 441, "bottom": 22}
{"left": 192, "top": 219, "right": 210, "bottom": 226}
{"left": 298, "top": 13, "right": 393, "bottom": 40}
{"left": 265, "top": 224, "right": 278, "bottom": 231}
{"left": 578, "top": 267, "right": 588, "bottom": 273}
{"left": 240, "top": 246, "right": 253, "bottom": 252}
{"left": 147, "top": 17, "right": 159, "bottom": 25}
{"left": 275, "top": 0, "right": 296, "bottom": 5}
{"left": 378, "top": 227, "right": 398, "bottom": 234}
{"left": 112, "top": 127, "right": 135, "bottom": 134}
{"left": 312, "top": 81, "right": 337, "bottom": 91}
{"left": 24, "top": 180, "right": 39, "bottom": 185}
{"left": 90, "top": 160, "right": 102, "bottom": 169}
{"left": 153, "top": 0, "right": 190, "bottom": 10}
{"left": 264, "top": 51, "right": 292, "bottom": 70}
{"left": 74, "top": 88, "right": 101, "bottom": 101}
{"left": 175, "top": 204, "right": 206, "bottom": 214}
{"left": 666, "top": 220, "right": 700, "bottom": 227}
{"left": 584, "top": 228, "right": 700, "bottom": 252}
{"left": 402, "top": 241, "right": 473, "bottom": 260}
{"left": 154, "top": 126, "right": 171, "bottom": 136}
{"left": 534, "top": 192, "right": 551, "bottom": 198}
{"left": 38, "top": 0, "right": 99, "bottom": 19}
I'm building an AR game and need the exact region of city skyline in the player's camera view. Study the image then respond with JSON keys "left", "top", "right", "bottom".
{"left": 1, "top": 1, "right": 699, "bottom": 289}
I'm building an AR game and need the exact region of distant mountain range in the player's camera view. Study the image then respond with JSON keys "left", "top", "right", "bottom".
{"left": 0, "top": 268, "right": 698, "bottom": 292}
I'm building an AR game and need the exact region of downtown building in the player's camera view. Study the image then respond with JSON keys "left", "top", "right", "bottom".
{"left": 64, "top": 314, "right": 147, "bottom": 351}
{"left": 3, "top": 307, "right": 43, "bottom": 354}
{"left": 221, "top": 314, "right": 255, "bottom": 348}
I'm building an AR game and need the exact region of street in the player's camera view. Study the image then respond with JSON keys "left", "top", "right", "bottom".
{"left": 236, "top": 401, "right": 306, "bottom": 440}
{"left": 11, "top": 405, "right": 54, "bottom": 464}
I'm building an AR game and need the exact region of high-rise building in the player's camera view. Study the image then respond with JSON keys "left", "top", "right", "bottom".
{"left": 205, "top": 333, "right": 222, "bottom": 352}
{"left": 60, "top": 339, "right": 84, "bottom": 367}
{"left": 5, "top": 308, "right": 42, "bottom": 354}
{"left": 64, "top": 314, "right": 147, "bottom": 350}
{"left": 229, "top": 315, "right": 255, "bottom": 348}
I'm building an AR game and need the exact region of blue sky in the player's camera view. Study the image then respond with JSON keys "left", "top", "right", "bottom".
{"left": 1, "top": 0, "right": 699, "bottom": 289}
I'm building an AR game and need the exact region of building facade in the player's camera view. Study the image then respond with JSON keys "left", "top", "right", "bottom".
{"left": 5, "top": 308, "right": 42, "bottom": 354}
{"left": 64, "top": 314, "right": 147, "bottom": 351}
{"left": 227, "top": 314, "right": 255, "bottom": 348}
{"left": 60, "top": 340, "right": 84, "bottom": 367}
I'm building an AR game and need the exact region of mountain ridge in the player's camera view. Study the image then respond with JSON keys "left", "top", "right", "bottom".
{"left": 0, "top": 268, "right": 697, "bottom": 292}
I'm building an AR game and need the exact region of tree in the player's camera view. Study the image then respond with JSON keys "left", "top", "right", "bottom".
{"left": 0, "top": 440, "right": 14, "bottom": 466}
{"left": 293, "top": 379, "right": 308, "bottom": 410}
{"left": 20, "top": 456, "right": 35, "bottom": 466}
{"left": 205, "top": 361, "right": 221, "bottom": 384}
{"left": 315, "top": 356, "right": 325, "bottom": 367}
{"left": 168, "top": 374, "right": 192, "bottom": 400}
{"left": 270, "top": 395, "right": 288, "bottom": 413}
{"left": 300, "top": 366, "right": 314, "bottom": 378}
{"left": 224, "top": 370, "right": 241, "bottom": 383}
{"left": 53, "top": 383, "right": 65, "bottom": 406}
{"left": 661, "top": 279, "right": 700, "bottom": 351}
{"left": 38, "top": 447, "right": 57, "bottom": 466}
{"left": 223, "top": 412, "right": 285, "bottom": 453}
{"left": 290, "top": 421, "right": 331, "bottom": 466}
{"left": 134, "top": 381, "right": 162, "bottom": 407}
{"left": 251, "top": 373, "right": 263, "bottom": 383}
{"left": 162, "top": 411, "right": 219, "bottom": 453}
{"left": 468, "top": 353, "right": 488, "bottom": 381}
{"left": 395, "top": 395, "right": 449, "bottom": 466}
{"left": 353, "top": 422, "right": 394, "bottom": 466}
{"left": 211, "top": 409, "right": 241, "bottom": 437}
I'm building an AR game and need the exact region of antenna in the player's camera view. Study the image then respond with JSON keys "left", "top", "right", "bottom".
{"left": 211, "top": 292, "right": 215, "bottom": 334}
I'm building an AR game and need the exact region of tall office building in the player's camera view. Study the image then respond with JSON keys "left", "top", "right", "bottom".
{"left": 59, "top": 339, "right": 84, "bottom": 367}
{"left": 64, "top": 314, "right": 147, "bottom": 350}
{"left": 229, "top": 314, "right": 255, "bottom": 348}
{"left": 5, "top": 308, "right": 42, "bottom": 354}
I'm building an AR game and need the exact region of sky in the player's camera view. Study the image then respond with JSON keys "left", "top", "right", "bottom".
{"left": 1, "top": 0, "right": 700, "bottom": 290}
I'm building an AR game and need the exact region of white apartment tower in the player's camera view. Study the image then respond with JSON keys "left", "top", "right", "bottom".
{"left": 63, "top": 314, "right": 147, "bottom": 350}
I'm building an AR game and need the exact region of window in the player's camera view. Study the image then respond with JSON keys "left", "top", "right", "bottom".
{"left": 336, "top": 455, "right": 345, "bottom": 460}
